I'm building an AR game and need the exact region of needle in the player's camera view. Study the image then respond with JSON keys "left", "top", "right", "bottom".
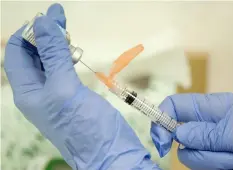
{"left": 79, "top": 60, "right": 96, "bottom": 73}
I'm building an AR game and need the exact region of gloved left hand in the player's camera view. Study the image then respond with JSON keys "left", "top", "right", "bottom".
{"left": 4, "top": 3, "right": 160, "bottom": 170}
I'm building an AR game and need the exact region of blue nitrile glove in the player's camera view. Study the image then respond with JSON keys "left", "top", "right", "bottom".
{"left": 4, "top": 3, "right": 161, "bottom": 170}
{"left": 150, "top": 93, "right": 233, "bottom": 170}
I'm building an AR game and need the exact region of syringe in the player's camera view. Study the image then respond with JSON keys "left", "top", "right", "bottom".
{"left": 22, "top": 12, "right": 178, "bottom": 133}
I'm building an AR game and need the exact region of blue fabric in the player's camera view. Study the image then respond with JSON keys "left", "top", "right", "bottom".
{"left": 4, "top": 3, "right": 160, "bottom": 170}
{"left": 151, "top": 93, "right": 233, "bottom": 170}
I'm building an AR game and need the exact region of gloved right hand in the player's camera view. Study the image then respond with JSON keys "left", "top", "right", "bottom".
{"left": 4, "top": 3, "right": 160, "bottom": 170}
{"left": 151, "top": 93, "right": 233, "bottom": 170}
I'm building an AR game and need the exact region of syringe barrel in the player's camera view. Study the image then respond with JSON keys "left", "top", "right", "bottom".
{"left": 22, "top": 12, "right": 83, "bottom": 64}
{"left": 110, "top": 82, "right": 178, "bottom": 132}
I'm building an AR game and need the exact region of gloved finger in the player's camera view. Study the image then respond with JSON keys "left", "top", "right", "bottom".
{"left": 178, "top": 148, "right": 233, "bottom": 170}
{"left": 175, "top": 121, "right": 217, "bottom": 151}
{"left": 46, "top": 3, "right": 66, "bottom": 29}
{"left": 33, "top": 15, "right": 81, "bottom": 97}
{"left": 4, "top": 26, "right": 44, "bottom": 94}
{"left": 33, "top": 16, "right": 74, "bottom": 78}
{"left": 4, "top": 26, "right": 38, "bottom": 70}
{"left": 150, "top": 93, "right": 233, "bottom": 157}
{"left": 168, "top": 93, "right": 232, "bottom": 122}
{"left": 176, "top": 108, "right": 233, "bottom": 152}
{"left": 150, "top": 97, "right": 174, "bottom": 157}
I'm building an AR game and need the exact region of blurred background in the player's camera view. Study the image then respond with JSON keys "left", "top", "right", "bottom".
{"left": 1, "top": 1, "right": 233, "bottom": 170}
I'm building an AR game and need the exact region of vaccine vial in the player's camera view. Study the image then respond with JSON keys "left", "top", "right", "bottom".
{"left": 22, "top": 12, "right": 83, "bottom": 64}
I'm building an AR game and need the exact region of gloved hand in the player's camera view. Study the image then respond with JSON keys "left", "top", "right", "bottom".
{"left": 4, "top": 3, "right": 160, "bottom": 170}
{"left": 150, "top": 93, "right": 233, "bottom": 170}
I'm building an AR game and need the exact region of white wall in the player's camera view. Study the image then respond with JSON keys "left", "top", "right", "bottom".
{"left": 1, "top": 1, "right": 233, "bottom": 92}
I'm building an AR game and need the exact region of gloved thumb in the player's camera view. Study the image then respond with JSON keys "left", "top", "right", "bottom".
{"left": 33, "top": 15, "right": 73, "bottom": 78}
{"left": 175, "top": 114, "right": 233, "bottom": 152}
